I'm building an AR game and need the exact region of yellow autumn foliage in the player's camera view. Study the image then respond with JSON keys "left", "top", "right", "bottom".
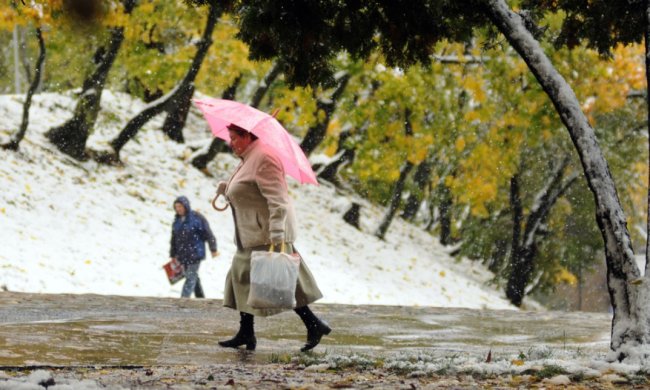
{"left": 555, "top": 267, "right": 578, "bottom": 285}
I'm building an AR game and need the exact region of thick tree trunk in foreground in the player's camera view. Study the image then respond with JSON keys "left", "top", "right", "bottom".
{"left": 108, "top": 1, "right": 221, "bottom": 159}
{"left": 644, "top": 1, "right": 650, "bottom": 275}
{"left": 487, "top": 0, "right": 643, "bottom": 358}
{"left": 3, "top": 28, "right": 45, "bottom": 151}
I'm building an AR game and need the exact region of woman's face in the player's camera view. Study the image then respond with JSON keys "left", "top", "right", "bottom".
{"left": 228, "top": 129, "right": 253, "bottom": 156}
{"left": 174, "top": 202, "right": 186, "bottom": 216}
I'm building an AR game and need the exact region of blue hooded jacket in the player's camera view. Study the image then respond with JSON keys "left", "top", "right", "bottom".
{"left": 170, "top": 196, "right": 217, "bottom": 265}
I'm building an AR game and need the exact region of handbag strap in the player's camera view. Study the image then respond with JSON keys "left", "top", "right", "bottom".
{"left": 269, "top": 242, "right": 286, "bottom": 253}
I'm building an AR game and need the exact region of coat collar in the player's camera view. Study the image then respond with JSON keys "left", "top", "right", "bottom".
{"left": 239, "top": 139, "right": 261, "bottom": 161}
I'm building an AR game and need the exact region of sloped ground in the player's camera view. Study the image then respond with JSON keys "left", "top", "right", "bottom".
{"left": 1, "top": 292, "right": 641, "bottom": 389}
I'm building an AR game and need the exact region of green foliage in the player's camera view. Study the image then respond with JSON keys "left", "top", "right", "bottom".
{"left": 235, "top": 0, "right": 491, "bottom": 87}
{"left": 522, "top": 0, "right": 645, "bottom": 54}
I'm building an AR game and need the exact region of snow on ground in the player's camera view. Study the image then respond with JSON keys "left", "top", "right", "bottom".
{"left": 0, "top": 90, "right": 513, "bottom": 310}
{"left": 3, "top": 90, "right": 649, "bottom": 386}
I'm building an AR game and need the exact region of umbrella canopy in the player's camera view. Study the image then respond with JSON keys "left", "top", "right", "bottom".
{"left": 193, "top": 98, "right": 318, "bottom": 185}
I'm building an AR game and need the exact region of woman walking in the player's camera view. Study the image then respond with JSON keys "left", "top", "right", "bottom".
{"left": 169, "top": 196, "right": 218, "bottom": 298}
{"left": 215, "top": 123, "right": 330, "bottom": 352}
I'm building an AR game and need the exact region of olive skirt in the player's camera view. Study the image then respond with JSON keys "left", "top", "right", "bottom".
{"left": 223, "top": 244, "right": 323, "bottom": 317}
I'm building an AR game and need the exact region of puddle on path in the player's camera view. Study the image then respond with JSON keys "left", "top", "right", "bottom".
{"left": 0, "top": 292, "right": 612, "bottom": 366}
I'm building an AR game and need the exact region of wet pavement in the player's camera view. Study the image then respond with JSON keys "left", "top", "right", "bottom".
{"left": 0, "top": 292, "right": 612, "bottom": 368}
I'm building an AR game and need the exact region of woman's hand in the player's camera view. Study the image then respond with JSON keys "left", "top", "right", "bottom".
{"left": 216, "top": 181, "right": 227, "bottom": 196}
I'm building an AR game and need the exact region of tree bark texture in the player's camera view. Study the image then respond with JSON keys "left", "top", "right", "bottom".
{"left": 250, "top": 60, "right": 283, "bottom": 108}
{"left": 109, "top": 1, "right": 221, "bottom": 157}
{"left": 401, "top": 157, "right": 433, "bottom": 221}
{"left": 375, "top": 109, "right": 415, "bottom": 240}
{"left": 191, "top": 75, "right": 242, "bottom": 171}
{"left": 161, "top": 84, "right": 195, "bottom": 143}
{"left": 486, "top": 0, "right": 643, "bottom": 355}
{"left": 3, "top": 28, "right": 45, "bottom": 151}
{"left": 45, "top": 24, "right": 126, "bottom": 159}
{"left": 300, "top": 73, "right": 350, "bottom": 156}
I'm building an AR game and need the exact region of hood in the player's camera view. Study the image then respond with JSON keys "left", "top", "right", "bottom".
{"left": 174, "top": 196, "right": 191, "bottom": 215}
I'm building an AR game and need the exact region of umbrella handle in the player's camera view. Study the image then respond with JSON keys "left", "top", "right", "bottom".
{"left": 212, "top": 193, "right": 229, "bottom": 212}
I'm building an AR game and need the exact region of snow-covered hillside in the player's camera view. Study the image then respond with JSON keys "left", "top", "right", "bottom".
{"left": 0, "top": 90, "right": 515, "bottom": 310}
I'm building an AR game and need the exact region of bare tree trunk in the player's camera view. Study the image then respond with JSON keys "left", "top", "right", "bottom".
{"left": 375, "top": 161, "right": 414, "bottom": 240}
{"left": 644, "top": 0, "right": 650, "bottom": 275}
{"left": 486, "top": 0, "right": 643, "bottom": 357}
{"left": 107, "top": 1, "right": 221, "bottom": 160}
{"left": 437, "top": 182, "right": 453, "bottom": 246}
{"left": 250, "top": 60, "right": 284, "bottom": 108}
{"left": 343, "top": 202, "right": 362, "bottom": 229}
{"left": 161, "top": 84, "right": 195, "bottom": 143}
{"left": 191, "top": 75, "right": 241, "bottom": 172}
{"left": 3, "top": 28, "right": 45, "bottom": 151}
{"left": 318, "top": 126, "right": 360, "bottom": 185}
{"left": 300, "top": 73, "right": 350, "bottom": 156}
{"left": 401, "top": 157, "right": 433, "bottom": 221}
{"left": 46, "top": 0, "right": 134, "bottom": 160}
{"left": 375, "top": 108, "right": 415, "bottom": 240}
{"left": 505, "top": 158, "right": 578, "bottom": 306}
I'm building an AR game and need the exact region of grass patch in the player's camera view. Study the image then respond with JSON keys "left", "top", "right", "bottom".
{"left": 537, "top": 364, "right": 568, "bottom": 379}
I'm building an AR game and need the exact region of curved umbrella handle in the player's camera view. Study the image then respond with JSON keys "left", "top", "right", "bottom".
{"left": 212, "top": 193, "right": 229, "bottom": 212}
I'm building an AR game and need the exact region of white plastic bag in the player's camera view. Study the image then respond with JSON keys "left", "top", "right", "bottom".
{"left": 247, "top": 250, "right": 300, "bottom": 309}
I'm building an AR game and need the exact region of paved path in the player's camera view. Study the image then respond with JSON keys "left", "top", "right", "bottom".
{"left": 0, "top": 292, "right": 612, "bottom": 367}
{"left": 0, "top": 292, "right": 617, "bottom": 388}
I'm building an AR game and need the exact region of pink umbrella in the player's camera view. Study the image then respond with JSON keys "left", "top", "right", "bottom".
{"left": 193, "top": 97, "right": 318, "bottom": 185}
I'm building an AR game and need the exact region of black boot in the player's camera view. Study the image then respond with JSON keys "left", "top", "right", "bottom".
{"left": 295, "top": 306, "right": 331, "bottom": 352}
{"left": 218, "top": 312, "right": 256, "bottom": 350}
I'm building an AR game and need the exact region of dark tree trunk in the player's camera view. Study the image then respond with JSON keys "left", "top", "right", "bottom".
{"left": 45, "top": 12, "right": 131, "bottom": 160}
{"left": 401, "top": 158, "right": 433, "bottom": 221}
{"left": 375, "top": 109, "right": 415, "bottom": 240}
{"left": 438, "top": 182, "right": 453, "bottom": 246}
{"left": 221, "top": 75, "right": 241, "bottom": 101}
{"left": 505, "top": 174, "right": 526, "bottom": 306}
{"left": 250, "top": 60, "right": 284, "bottom": 108}
{"left": 488, "top": 238, "right": 509, "bottom": 275}
{"left": 505, "top": 158, "right": 578, "bottom": 306}
{"left": 343, "top": 202, "right": 362, "bottom": 229}
{"left": 161, "top": 84, "right": 195, "bottom": 143}
{"left": 300, "top": 73, "right": 350, "bottom": 156}
{"left": 191, "top": 75, "right": 242, "bottom": 172}
{"left": 375, "top": 161, "right": 414, "bottom": 240}
{"left": 487, "top": 0, "right": 642, "bottom": 354}
{"left": 107, "top": 1, "right": 221, "bottom": 159}
{"left": 3, "top": 28, "right": 45, "bottom": 151}
{"left": 317, "top": 129, "right": 356, "bottom": 185}
{"left": 644, "top": 0, "right": 650, "bottom": 275}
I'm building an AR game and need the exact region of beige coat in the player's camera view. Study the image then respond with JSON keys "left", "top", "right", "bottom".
{"left": 220, "top": 140, "right": 322, "bottom": 316}
{"left": 225, "top": 140, "right": 296, "bottom": 248}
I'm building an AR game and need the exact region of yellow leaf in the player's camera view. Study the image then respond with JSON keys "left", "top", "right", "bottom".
{"left": 84, "top": 260, "right": 92, "bottom": 265}
{"left": 511, "top": 359, "right": 525, "bottom": 366}
{"left": 439, "top": 270, "right": 446, "bottom": 278}
{"left": 455, "top": 137, "right": 466, "bottom": 152}
{"left": 25, "top": 184, "right": 31, "bottom": 193}
{"left": 555, "top": 267, "right": 577, "bottom": 285}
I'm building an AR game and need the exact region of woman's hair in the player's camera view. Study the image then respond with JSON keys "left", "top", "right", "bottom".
{"left": 227, "top": 123, "right": 258, "bottom": 141}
